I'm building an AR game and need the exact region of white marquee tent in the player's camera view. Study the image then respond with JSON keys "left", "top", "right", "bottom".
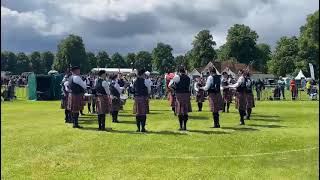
{"left": 295, "top": 69, "right": 306, "bottom": 80}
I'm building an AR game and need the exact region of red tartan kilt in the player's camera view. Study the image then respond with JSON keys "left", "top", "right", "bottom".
{"left": 246, "top": 93, "right": 255, "bottom": 109}
{"left": 196, "top": 90, "right": 205, "bottom": 102}
{"left": 208, "top": 93, "right": 223, "bottom": 113}
{"left": 175, "top": 93, "right": 192, "bottom": 115}
{"left": 133, "top": 96, "right": 148, "bottom": 115}
{"left": 96, "top": 95, "right": 110, "bottom": 114}
{"left": 235, "top": 92, "right": 247, "bottom": 110}
{"left": 67, "top": 94, "right": 84, "bottom": 112}
{"left": 223, "top": 90, "right": 233, "bottom": 103}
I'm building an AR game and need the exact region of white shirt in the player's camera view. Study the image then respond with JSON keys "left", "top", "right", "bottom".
{"left": 168, "top": 75, "right": 180, "bottom": 87}
{"left": 72, "top": 75, "right": 87, "bottom": 90}
{"left": 63, "top": 81, "right": 70, "bottom": 92}
{"left": 144, "top": 79, "right": 152, "bottom": 94}
{"left": 101, "top": 80, "right": 110, "bottom": 95}
{"left": 111, "top": 80, "right": 123, "bottom": 94}
{"left": 145, "top": 78, "right": 153, "bottom": 87}
{"left": 202, "top": 75, "right": 214, "bottom": 91}
{"left": 229, "top": 76, "right": 245, "bottom": 88}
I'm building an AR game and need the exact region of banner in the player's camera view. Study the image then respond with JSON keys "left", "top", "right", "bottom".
{"left": 309, "top": 63, "right": 315, "bottom": 79}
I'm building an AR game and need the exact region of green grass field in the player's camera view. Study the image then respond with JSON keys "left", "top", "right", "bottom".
{"left": 1, "top": 99, "right": 319, "bottom": 179}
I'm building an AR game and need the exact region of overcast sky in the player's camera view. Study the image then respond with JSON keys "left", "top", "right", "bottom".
{"left": 1, "top": 0, "right": 319, "bottom": 55}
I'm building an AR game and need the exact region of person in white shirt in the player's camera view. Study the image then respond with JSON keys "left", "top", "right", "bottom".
{"left": 144, "top": 71, "right": 152, "bottom": 113}
{"left": 194, "top": 77, "right": 205, "bottom": 112}
{"left": 61, "top": 73, "right": 72, "bottom": 123}
{"left": 133, "top": 69, "right": 152, "bottom": 132}
{"left": 109, "top": 74, "right": 124, "bottom": 123}
{"left": 95, "top": 70, "right": 111, "bottom": 131}
{"left": 168, "top": 66, "right": 192, "bottom": 131}
{"left": 67, "top": 66, "right": 86, "bottom": 128}
{"left": 200, "top": 67, "right": 223, "bottom": 128}
{"left": 227, "top": 69, "right": 247, "bottom": 125}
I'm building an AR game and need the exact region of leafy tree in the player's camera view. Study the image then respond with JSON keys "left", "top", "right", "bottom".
{"left": 191, "top": 29, "right": 217, "bottom": 68}
{"left": 96, "top": 51, "right": 111, "bottom": 68}
{"left": 41, "top": 51, "right": 55, "bottom": 72}
{"left": 1, "top": 51, "right": 17, "bottom": 72}
{"left": 30, "top": 51, "right": 44, "bottom": 74}
{"left": 16, "top": 52, "right": 31, "bottom": 74}
{"left": 174, "top": 55, "right": 190, "bottom": 71}
{"left": 216, "top": 44, "right": 230, "bottom": 61}
{"left": 125, "top": 53, "right": 136, "bottom": 69}
{"left": 86, "top": 52, "right": 97, "bottom": 70}
{"left": 53, "top": 34, "right": 87, "bottom": 73}
{"left": 298, "top": 10, "right": 319, "bottom": 78}
{"left": 184, "top": 50, "right": 195, "bottom": 70}
{"left": 152, "top": 42, "right": 175, "bottom": 74}
{"left": 111, "top": 52, "right": 127, "bottom": 68}
{"left": 255, "top": 43, "right": 271, "bottom": 73}
{"left": 225, "top": 24, "right": 259, "bottom": 64}
{"left": 135, "top": 51, "right": 152, "bottom": 71}
{"left": 268, "top": 36, "right": 300, "bottom": 76}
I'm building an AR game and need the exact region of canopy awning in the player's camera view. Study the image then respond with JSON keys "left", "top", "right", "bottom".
{"left": 295, "top": 69, "right": 306, "bottom": 80}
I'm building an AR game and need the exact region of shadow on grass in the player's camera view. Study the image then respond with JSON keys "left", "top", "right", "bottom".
{"left": 118, "top": 114, "right": 135, "bottom": 117}
{"left": 189, "top": 116, "right": 209, "bottom": 120}
{"left": 79, "top": 128, "right": 187, "bottom": 135}
{"left": 188, "top": 129, "right": 230, "bottom": 134}
{"left": 118, "top": 120, "right": 136, "bottom": 124}
{"left": 221, "top": 127, "right": 259, "bottom": 131}
{"left": 248, "top": 124, "right": 286, "bottom": 128}
{"left": 250, "top": 118, "right": 282, "bottom": 122}
{"left": 254, "top": 115, "right": 280, "bottom": 118}
{"left": 78, "top": 119, "right": 97, "bottom": 125}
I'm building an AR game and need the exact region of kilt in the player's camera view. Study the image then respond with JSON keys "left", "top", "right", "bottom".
{"left": 60, "top": 95, "right": 68, "bottom": 109}
{"left": 246, "top": 93, "right": 255, "bottom": 109}
{"left": 196, "top": 90, "right": 205, "bottom": 103}
{"left": 111, "top": 97, "right": 121, "bottom": 111}
{"left": 168, "top": 92, "right": 176, "bottom": 107}
{"left": 67, "top": 94, "right": 84, "bottom": 112}
{"left": 96, "top": 95, "right": 110, "bottom": 114}
{"left": 133, "top": 96, "right": 148, "bottom": 116}
{"left": 175, "top": 93, "right": 192, "bottom": 115}
{"left": 223, "top": 89, "right": 233, "bottom": 103}
{"left": 235, "top": 92, "right": 247, "bottom": 111}
{"left": 208, "top": 93, "right": 223, "bottom": 113}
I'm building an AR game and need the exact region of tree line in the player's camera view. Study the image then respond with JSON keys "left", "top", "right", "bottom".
{"left": 1, "top": 10, "right": 318, "bottom": 78}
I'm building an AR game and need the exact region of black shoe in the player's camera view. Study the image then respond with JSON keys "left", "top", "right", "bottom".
{"left": 246, "top": 116, "right": 250, "bottom": 120}
{"left": 141, "top": 129, "right": 147, "bottom": 132}
{"left": 239, "top": 121, "right": 245, "bottom": 125}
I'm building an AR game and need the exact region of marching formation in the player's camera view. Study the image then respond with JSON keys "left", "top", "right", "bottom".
{"left": 61, "top": 65, "right": 256, "bottom": 132}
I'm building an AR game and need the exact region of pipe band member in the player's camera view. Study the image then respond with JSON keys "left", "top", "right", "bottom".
{"left": 194, "top": 77, "right": 205, "bottom": 112}
{"left": 245, "top": 72, "right": 255, "bottom": 120}
{"left": 145, "top": 71, "right": 153, "bottom": 114}
{"left": 67, "top": 66, "right": 87, "bottom": 128}
{"left": 169, "top": 66, "right": 192, "bottom": 131}
{"left": 228, "top": 69, "right": 247, "bottom": 125}
{"left": 61, "top": 72, "right": 72, "bottom": 123}
{"left": 95, "top": 70, "right": 111, "bottom": 131}
{"left": 221, "top": 72, "right": 232, "bottom": 113}
{"left": 133, "top": 69, "right": 151, "bottom": 132}
{"left": 109, "top": 74, "right": 124, "bottom": 123}
{"left": 201, "top": 67, "right": 223, "bottom": 128}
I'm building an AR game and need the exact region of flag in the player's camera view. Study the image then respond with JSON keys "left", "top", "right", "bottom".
{"left": 309, "top": 63, "right": 315, "bottom": 79}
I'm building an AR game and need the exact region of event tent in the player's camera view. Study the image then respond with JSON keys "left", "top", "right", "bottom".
{"left": 91, "top": 68, "right": 136, "bottom": 74}
{"left": 295, "top": 69, "right": 306, "bottom": 80}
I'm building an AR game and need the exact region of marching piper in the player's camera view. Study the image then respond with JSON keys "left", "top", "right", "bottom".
{"left": 133, "top": 69, "right": 151, "bottom": 132}
{"left": 221, "top": 72, "right": 232, "bottom": 113}
{"left": 169, "top": 66, "right": 192, "bottom": 131}
{"left": 109, "top": 74, "right": 123, "bottom": 123}
{"left": 194, "top": 77, "right": 205, "bottom": 112}
{"left": 61, "top": 72, "right": 72, "bottom": 123}
{"left": 95, "top": 70, "right": 111, "bottom": 130}
{"left": 228, "top": 69, "right": 247, "bottom": 125}
{"left": 201, "top": 67, "right": 223, "bottom": 128}
{"left": 67, "top": 66, "right": 87, "bottom": 128}
{"left": 245, "top": 72, "right": 255, "bottom": 120}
